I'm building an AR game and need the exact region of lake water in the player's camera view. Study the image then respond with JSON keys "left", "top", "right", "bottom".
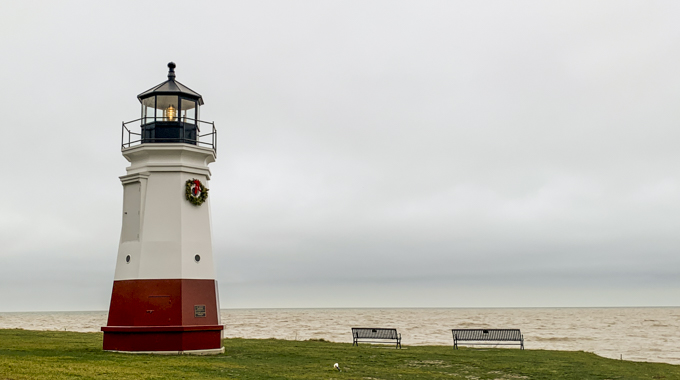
{"left": 0, "top": 308, "right": 678, "bottom": 365}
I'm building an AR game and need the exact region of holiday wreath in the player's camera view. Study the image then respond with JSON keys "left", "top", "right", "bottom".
{"left": 185, "top": 178, "right": 209, "bottom": 206}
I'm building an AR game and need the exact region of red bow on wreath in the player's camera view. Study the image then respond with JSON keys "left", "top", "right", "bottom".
{"left": 193, "top": 179, "right": 201, "bottom": 196}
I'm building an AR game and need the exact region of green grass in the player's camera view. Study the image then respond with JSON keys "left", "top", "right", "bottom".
{"left": 0, "top": 329, "right": 678, "bottom": 379}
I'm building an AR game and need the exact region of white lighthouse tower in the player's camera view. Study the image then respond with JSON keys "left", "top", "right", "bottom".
{"left": 102, "top": 63, "right": 223, "bottom": 354}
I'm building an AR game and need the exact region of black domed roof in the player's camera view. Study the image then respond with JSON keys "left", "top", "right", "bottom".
{"left": 137, "top": 62, "right": 204, "bottom": 105}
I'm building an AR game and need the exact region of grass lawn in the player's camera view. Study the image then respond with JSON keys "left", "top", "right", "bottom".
{"left": 0, "top": 329, "right": 678, "bottom": 379}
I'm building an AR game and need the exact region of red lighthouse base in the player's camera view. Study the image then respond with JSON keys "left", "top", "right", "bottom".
{"left": 102, "top": 279, "right": 223, "bottom": 353}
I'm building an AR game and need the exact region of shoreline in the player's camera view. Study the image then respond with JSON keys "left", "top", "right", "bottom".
{"left": 2, "top": 305, "right": 680, "bottom": 313}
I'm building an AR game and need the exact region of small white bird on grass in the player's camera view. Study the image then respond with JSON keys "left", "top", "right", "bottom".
{"left": 334, "top": 363, "right": 340, "bottom": 372}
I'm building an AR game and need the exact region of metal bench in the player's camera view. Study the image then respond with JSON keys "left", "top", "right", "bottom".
{"left": 452, "top": 329, "right": 524, "bottom": 350}
{"left": 352, "top": 328, "right": 402, "bottom": 349}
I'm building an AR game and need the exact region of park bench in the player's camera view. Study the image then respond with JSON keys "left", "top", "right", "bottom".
{"left": 352, "top": 328, "right": 402, "bottom": 349}
{"left": 452, "top": 329, "right": 524, "bottom": 350}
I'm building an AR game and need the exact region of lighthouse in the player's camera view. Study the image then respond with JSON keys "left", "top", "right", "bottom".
{"left": 102, "top": 63, "right": 223, "bottom": 354}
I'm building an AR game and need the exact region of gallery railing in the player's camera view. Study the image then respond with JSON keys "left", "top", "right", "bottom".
{"left": 121, "top": 118, "right": 217, "bottom": 155}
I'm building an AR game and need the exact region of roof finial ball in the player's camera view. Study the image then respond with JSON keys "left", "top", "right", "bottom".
{"left": 167, "top": 62, "right": 176, "bottom": 80}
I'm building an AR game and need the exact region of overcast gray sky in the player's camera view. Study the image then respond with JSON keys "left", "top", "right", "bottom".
{"left": 1, "top": 1, "right": 679, "bottom": 311}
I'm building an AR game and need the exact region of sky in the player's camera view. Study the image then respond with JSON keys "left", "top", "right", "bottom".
{"left": 1, "top": 1, "right": 679, "bottom": 311}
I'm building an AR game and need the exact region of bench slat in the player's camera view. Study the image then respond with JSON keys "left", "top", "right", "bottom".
{"left": 352, "top": 328, "right": 398, "bottom": 339}
{"left": 452, "top": 329, "right": 522, "bottom": 341}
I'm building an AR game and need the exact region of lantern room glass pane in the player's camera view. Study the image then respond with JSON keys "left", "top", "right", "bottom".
{"left": 181, "top": 98, "right": 196, "bottom": 124}
{"left": 155, "top": 95, "right": 179, "bottom": 122}
{"left": 141, "top": 97, "right": 155, "bottom": 124}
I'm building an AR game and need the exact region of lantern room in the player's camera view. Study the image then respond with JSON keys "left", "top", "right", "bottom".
{"left": 137, "top": 62, "right": 204, "bottom": 144}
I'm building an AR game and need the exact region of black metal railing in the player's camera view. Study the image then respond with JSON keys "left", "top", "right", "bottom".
{"left": 121, "top": 118, "right": 217, "bottom": 155}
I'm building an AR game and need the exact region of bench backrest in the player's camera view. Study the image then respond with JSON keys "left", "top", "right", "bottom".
{"left": 452, "top": 329, "right": 522, "bottom": 341}
{"left": 352, "top": 328, "right": 399, "bottom": 339}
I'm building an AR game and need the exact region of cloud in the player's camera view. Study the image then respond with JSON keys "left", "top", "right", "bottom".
{"left": 1, "top": 1, "right": 680, "bottom": 310}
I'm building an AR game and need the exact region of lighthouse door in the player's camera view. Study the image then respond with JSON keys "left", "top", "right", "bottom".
{"left": 121, "top": 182, "right": 141, "bottom": 242}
